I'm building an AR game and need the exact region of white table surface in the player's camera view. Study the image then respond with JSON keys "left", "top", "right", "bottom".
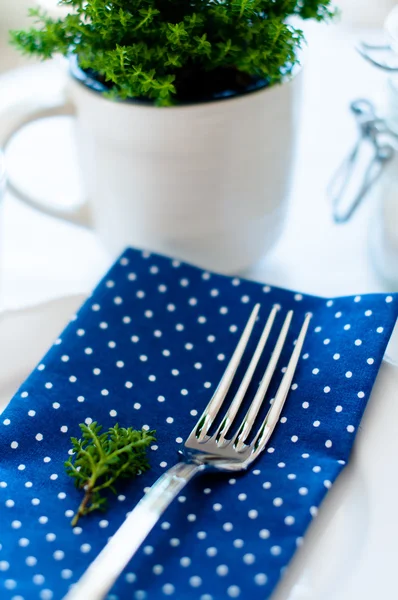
{"left": 0, "top": 23, "right": 395, "bottom": 311}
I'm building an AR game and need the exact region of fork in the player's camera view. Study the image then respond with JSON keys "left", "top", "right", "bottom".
{"left": 64, "top": 304, "right": 311, "bottom": 600}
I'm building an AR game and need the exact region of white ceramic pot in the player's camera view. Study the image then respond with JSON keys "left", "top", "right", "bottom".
{"left": 0, "top": 59, "right": 302, "bottom": 273}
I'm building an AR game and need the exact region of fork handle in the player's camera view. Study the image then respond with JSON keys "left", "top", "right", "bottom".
{"left": 63, "top": 462, "right": 203, "bottom": 600}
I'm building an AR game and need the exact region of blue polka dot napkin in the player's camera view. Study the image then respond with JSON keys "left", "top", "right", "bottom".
{"left": 0, "top": 247, "right": 397, "bottom": 600}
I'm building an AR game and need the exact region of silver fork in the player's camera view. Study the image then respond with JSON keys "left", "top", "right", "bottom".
{"left": 65, "top": 304, "right": 311, "bottom": 600}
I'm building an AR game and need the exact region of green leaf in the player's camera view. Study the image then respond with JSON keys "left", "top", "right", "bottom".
{"left": 193, "top": 34, "right": 211, "bottom": 57}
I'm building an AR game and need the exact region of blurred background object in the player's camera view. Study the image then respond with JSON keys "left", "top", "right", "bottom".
{"left": 0, "top": 1, "right": 69, "bottom": 72}
{"left": 0, "top": 0, "right": 33, "bottom": 72}
{"left": 338, "top": 0, "right": 398, "bottom": 27}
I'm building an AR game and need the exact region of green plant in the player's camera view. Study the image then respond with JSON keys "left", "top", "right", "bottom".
{"left": 11, "top": 0, "right": 335, "bottom": 105}
{"left": 65, "top": 422, "right": 155, "bottom": 526}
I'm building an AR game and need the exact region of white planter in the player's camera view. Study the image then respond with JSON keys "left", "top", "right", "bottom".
{"left": 1, "top": 59, "right": 302, "bottom": 274}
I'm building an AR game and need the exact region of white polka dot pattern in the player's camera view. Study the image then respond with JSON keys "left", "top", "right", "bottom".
{"left": 0, "top": 248, "right": 397, "bottom": 600}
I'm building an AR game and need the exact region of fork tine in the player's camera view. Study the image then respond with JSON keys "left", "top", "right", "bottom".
{"left": 231, "top": 310, "right": 294, "bottom": 449}
{"left": 192, "top": 303, "right": 260, "bottom": 441}
{"left": 215, "top": 306, "right": 279, "bottom": 445}
{"left": 247, "top": 312, "right": 312, "bottom": 453}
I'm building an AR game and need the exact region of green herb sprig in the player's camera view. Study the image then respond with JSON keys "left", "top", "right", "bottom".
{"left": 10, "top": 0, "right": 336, "bottom": 106}
{"left": 65, "top": 422, "right": 155, "bottom": 526}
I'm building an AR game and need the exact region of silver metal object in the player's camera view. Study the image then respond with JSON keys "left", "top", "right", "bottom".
{"left": 357, "top": 6, "right": 398, "bottom": 73}
{"left": 356, "top": 40, "right": 398, "bottom": 71}
{"left": 64, "top": 304, "right": 311, "bottom": 600}
{"left": 329, "top": 99, "right": 396, "bottom": 223}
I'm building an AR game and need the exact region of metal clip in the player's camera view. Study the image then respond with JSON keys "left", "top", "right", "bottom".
{"left": 329, "top": 99, "right": 396, "bottom": 224}
{"left": 356, "top": 40, "right": 398, "bottom": 72}
{"left": 356, "top": 8, "right": 398, "bottom": 72}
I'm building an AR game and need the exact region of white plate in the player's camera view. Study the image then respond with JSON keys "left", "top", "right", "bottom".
{"left": 0, "top": 297, "right": 397, "bottom": 599}
{"left": 0, "top": 295, "right": 85, "bottom": 411}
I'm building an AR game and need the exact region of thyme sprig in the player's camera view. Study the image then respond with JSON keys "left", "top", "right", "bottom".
{"left": 10, "top": 0, "right": 336, "bottom": 105}
{"left": 65, "top": 422, "right": 155, "bottom": 526}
